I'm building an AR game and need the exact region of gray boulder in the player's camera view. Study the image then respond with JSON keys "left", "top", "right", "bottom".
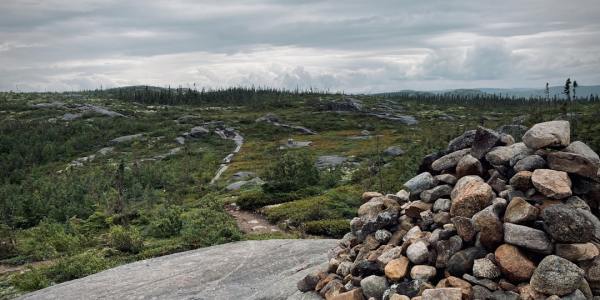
{"left": 110, "top": 133, "right": 144, "bottom": 144}
{"left": 404, "top": 172, "right": 436, "bottom": 195}
{"left": 503, "top": 223, "right": 552, "bottom": 254}
{"left": 522, "top": 120, "right": 570, "bottom": 149}
{"left": 541, "top": 204, "right": 595, "bottom": 243}
{"left": 530, "top": 255, "right": 585, "bottom": 296}
{"left": 315, "top": 155, "right": 347, "bottom": 169}
{"left": 383, "top": 146, "right": 405, "bottom": 157}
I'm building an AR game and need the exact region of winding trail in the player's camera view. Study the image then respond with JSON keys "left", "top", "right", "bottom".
{"left": 209, "top": 129, "right": 244, "bottom": 185}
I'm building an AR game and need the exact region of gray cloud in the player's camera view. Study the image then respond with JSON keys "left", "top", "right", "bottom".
{"left": 1, "top": 0, "right": 599, "bottom": 92}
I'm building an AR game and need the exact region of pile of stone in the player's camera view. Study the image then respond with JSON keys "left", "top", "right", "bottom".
{"left": 298, "top": 120, "right": 600, "bottom": 300}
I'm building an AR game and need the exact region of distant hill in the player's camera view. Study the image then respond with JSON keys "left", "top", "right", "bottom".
{"left": 480, "top": 85, "right": 600, "bottom": 99}
{"left": 375, "top": 85, "right": 600, "bottom": 99}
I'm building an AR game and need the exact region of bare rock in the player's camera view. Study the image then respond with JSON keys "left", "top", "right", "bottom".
{"left": 513, "top": 155, "right": 546, "bottom": 172}
{"left": 384, "top": 257, "right": 410, "bottom": 281}
{"left": 548, "top": 151, "right": 599, "bottom": 178}
{"left": 531, "top": 169, "right": 572, "bottom": 199}
{"left": 470, "top": 126, "right": 501, "bottom": 159}
{"left": 503, "top": 197, "right": 538, "bottom": 224}
{"left": 422, "top": 288, "right": 462, "bottom": 300}
{"left": 450, "top": 176, "right": 494, "bottom": 218}
{"left": 530, "top": 255, "right": 584, "bottom": 296}
{"left": 555, "top": 243, "right": 600, "bottom": 262}
{"left": 503, "top": 223, "right": 552, "bottom": 254}
{"left": 522, "top": 120, "right": 570, "bottom": 149}
{"left": 404, "top": 172, "right": 436, "bottom": 195}
{"left": 541, "top": 204, "right": 595, "bottom": 243}
{"left": 456, "top": 154, "right": 483, "bottom": 178}
{"left": 495, "top": 244, "right": 536, "bottom": 283}
{"left": 432, "top": 149, "right": 471, "bottom": 172}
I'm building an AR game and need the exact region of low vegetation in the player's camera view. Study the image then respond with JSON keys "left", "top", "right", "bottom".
{"left": 0, "top": 88, "right": 599, "bottom": 298}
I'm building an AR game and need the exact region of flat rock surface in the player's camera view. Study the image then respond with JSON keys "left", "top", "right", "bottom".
{"left": 19, "top": 239, "right": 337, "bottom": 300}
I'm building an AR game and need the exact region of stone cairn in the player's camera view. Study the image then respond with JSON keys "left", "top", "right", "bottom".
{"left": 298, "top": 120, "right": 600, "bottom": 300}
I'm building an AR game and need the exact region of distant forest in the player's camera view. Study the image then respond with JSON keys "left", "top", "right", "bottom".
{"left": 80, "top": 85, "right": 600, "bottom": 107}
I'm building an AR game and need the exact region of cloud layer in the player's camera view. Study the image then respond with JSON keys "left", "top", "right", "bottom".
{"left": 1, "top": 0, "right": 599, "bottom": 92}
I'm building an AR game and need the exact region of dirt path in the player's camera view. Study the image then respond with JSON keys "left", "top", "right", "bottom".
{"left": 0, "top": 260, "right": 54, "bottom": 276}
{"left": 224, "top": 204, "right": 282, "bottom": 234}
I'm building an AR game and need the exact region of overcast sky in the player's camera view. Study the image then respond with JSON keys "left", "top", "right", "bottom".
{"left": 1, "top": 0, "right": 599, "bottom": 93}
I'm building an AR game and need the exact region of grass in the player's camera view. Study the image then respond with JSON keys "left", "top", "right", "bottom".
{"left": 1, "top": 91, "right": 600, "bottom": 297}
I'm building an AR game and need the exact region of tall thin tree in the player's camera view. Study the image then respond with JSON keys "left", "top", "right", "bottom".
{"left": 573, "top": 80, "right": 578, "bottom": 100}
{"left": 545, "top": 82, "right": 550, "bottom": 101}
{"left": 564, "top": 78, "right": 572, "bottom": 101}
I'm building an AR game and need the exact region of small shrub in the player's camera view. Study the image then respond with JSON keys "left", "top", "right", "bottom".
{"left": 48, "top": 251, "right": 110, "bottom": 282}
{"left": 16, "top": 221, "right": 81, "bottom": 260}
{"left": 12, "top": 267, "right": 50, "bottom": 291}
{"left": 107, "top": 225, "right": 144, "bottom": 254}
{"left": 80, "top": 211, "right": 110, "bottom": 234}
{"left": 236, "top": 188, "right": 268, "bottom": 210}
{"left": 264, "top": 151, "right": 320, "bottom": 193}
{"left": 304, "top": 219, "right": 350, "bottom": 238}
{"left": 147, "top": 205, "right": 183, "bottom": 238}
{"left": 180, "top": 209, "right": 242, "bottom": 248}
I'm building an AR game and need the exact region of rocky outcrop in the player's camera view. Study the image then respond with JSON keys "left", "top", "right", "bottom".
{"left": 19, "top": 239, "right": 337, "bottom": 300}
{"left": 256, "top": 113, "right": 317, "bottom": 135}
{"left": 299, "top": 120, "right": 600, "bottom": 299}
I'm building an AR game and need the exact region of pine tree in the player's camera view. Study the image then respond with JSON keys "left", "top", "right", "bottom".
{"left": 545, "top": 82, "right": 550, "bottom": 101}
{"left": 573, "top": 80, "right": 578, "bottom": 100}
{"left": 564, "top": 78, "right": 572, "bottom": 101}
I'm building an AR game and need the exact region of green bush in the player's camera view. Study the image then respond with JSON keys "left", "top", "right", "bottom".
{"left": 147, "top": 205, "right": 183, "bottom": 238}
{"left": 180, "top": 208, "right": 242, "bottom": 248}
{"left": 107, "top": 225, "right": 144, "bottom": 254}
{"left": 17, "top": 221, "right": 81, "bottom": 260}
{"left": 264, "top": 151, "right": 319, "bottom": 193}
{"left": 11, "top": 267, "right": 49, "bottom": 291}
{"left": 236, "top": 188, "right": 268, "bottom": 210}
{"left": 304, "top": 219, "right": 350, "bottom": 238}
{"left": 48, "top": 251, "right": 110, "bottom": 282}
{"left": 80, "top": 211, "right": 110, "bottom": 234}
{"left": 265, "top": 185, "right": 361, "bottom": 226}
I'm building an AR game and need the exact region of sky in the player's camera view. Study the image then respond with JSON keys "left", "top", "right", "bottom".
{"left": 1, "top": 0, "right": 599, "bottom": 93}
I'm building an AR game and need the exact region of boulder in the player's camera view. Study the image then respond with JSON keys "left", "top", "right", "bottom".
{"left": 473, "top": 258, "right": 501, "bottom": 279}
{"left": 470, "top": 126, "right": 501, "bottom": 159}
{"left": 555, "top": 243, "right": 600, "bottom": 262}
{"left": 384, "top": 257, "right": 410, "bottom": 281}
{"left": 450, "top": 176, "right": 494, "bottom": 218}
{"left": 410, "top": 265, "right": 437, "bottom": 281}
{"left": 530, "top": 255, "right": 584, "bottom": 296}
{"left": 513, "top": 154, "right": 546, "bottom": 172}
{"left": 406, "top": 240, "right": 429, "bottom": 264}
{"left": 547, "top": 151, "right": 599, "bottom": 178}
{"left": 495, "top": 244, "right": 536, "bottom": 283}
{"left": 360, "top": 275, "right": 389, "bottom": 299}
{"left": 503, "top": 197, "right": 538, "bottom": 224}
{"left": 403, "top": 172, "right": 436, "bottom": 195}
{"left": 485, "top": 143, "right": 531, "bottom": 166}
{"left": 420, "top": 185, "right": 452, "bottom": 203}
{"left": 503, "top": 223, "right": 552, "bottom": 254}
{"left": 565, "top": 141, "right": 600, "bottom": 164}
{"left": 422, "top": 288, "right": 462, "bottom": 300}
{"left": 431, "top": 149, "right": 471, "bottom": 172}
{"left": 522, "top": 120, "right": 570, "bottom": 149}
{"left": 455, "top": 155, "right": 483, "bottom": 178}
{"left": 384, "top": 146, "right": 405, "bottom": 157}
{"left": 508, "top": 171, "right": 532, "bottom": 191}
{"left": 541, "top": 204, "right": 595, "bottom": 243}
{"left": 531, "top": 169, "right": 572, "bottom": 199}
{"left": 447, "top": 130, "right": 476, "bottom": 152}
{"left": 447, "top": 247, "right": 487, "bottom": 276}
